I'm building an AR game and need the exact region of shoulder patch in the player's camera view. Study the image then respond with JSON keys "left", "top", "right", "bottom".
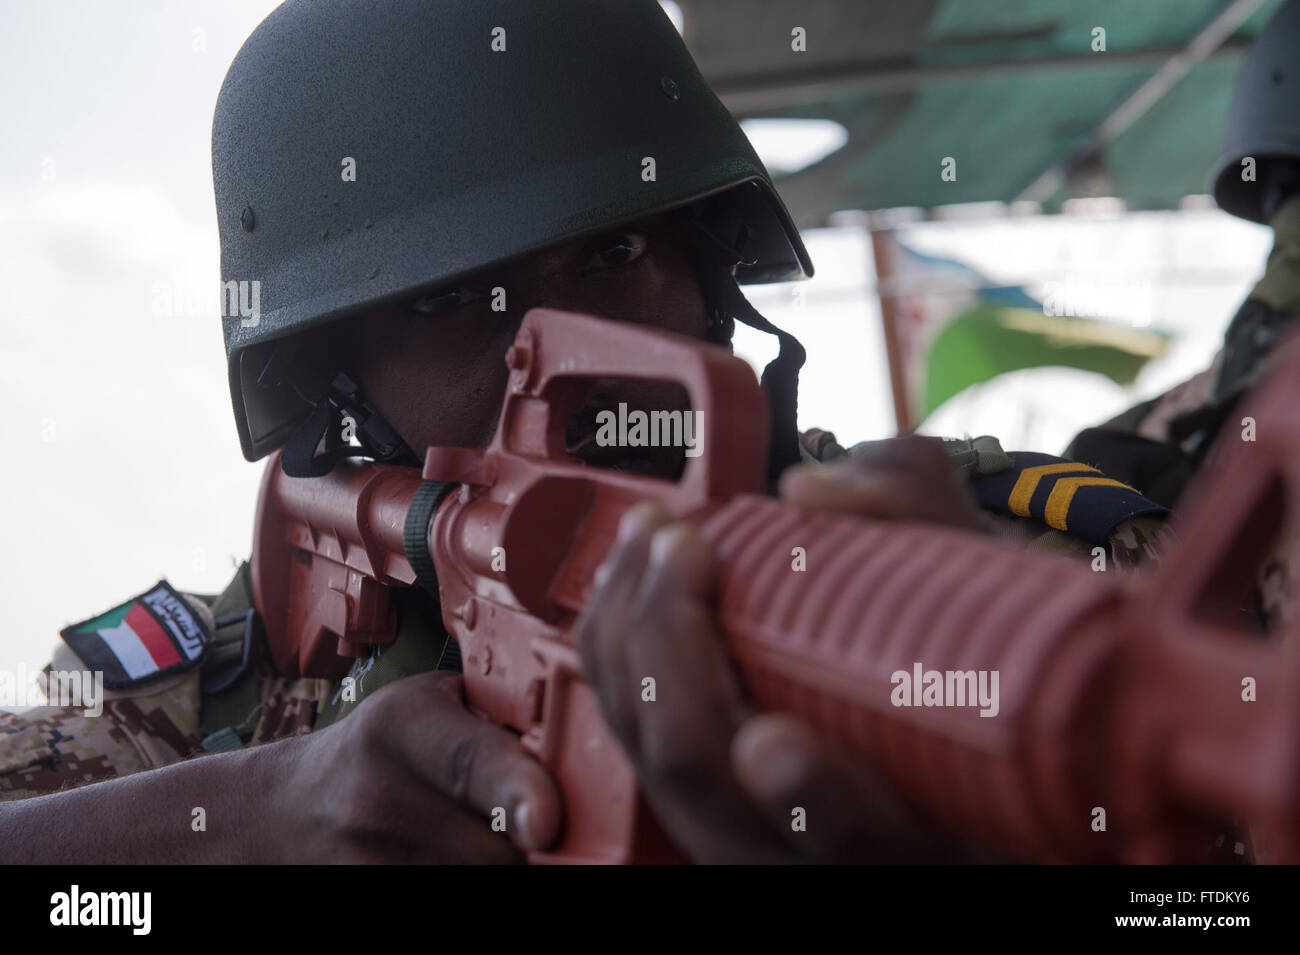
{"left": 969, "top": 452, "right": 1168, "bottom": 546}
{"left": 59, "top": 581, "right": 209, "bottom": 689}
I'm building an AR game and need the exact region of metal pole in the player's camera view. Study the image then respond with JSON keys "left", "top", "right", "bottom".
{"left": 869, "top": 228, "right": 914, "bottom": 434}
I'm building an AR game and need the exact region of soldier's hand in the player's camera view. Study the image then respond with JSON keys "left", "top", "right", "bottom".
{"left": 780, "top": 433, "right": 985, "bottom": 531}
{"left": 573, "top": 436, "right": 983, "bottom": 863}
{"left": 278, "top": 670, "right": 562, "bottom": 862}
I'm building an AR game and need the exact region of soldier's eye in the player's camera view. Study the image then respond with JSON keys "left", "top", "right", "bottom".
{"left": 584, "top": 233, "right": 647, "bottom": 273}
{"left": 410, "top": 287, "right": 477, "bottom": 315}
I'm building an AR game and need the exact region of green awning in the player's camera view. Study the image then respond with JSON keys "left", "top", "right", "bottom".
{"left": 678, "top": 0, "right": 1284, "bottom": 221}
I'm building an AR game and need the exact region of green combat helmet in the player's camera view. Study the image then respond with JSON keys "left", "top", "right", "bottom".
{"left": 1208, "top": 0, "right": 1300, "bottom": 224}
{"left": 1203, "top": 0, "right": 1300, "bottom": 411}
{"left": 213, "top": 0, "right": 812, "bottom": 478}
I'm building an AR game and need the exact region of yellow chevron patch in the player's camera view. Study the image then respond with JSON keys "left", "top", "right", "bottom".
{"left": 1044, "top": 476, "right": 1136, "bottom": 531}
{"left": 1007, "top": 462, "right": 1098, "bottom": 517}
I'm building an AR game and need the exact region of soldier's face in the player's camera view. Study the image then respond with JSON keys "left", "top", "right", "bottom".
{"left": 335, "top": 213, "right": 711, "bottom": 470}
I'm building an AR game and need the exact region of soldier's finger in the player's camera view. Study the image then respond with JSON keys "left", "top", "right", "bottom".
{"left": 624, "top": 524, "right": 744, "bottom": 756}
{"left": 575, "top": 502, "right": 671, "bottom": 751}
{"left": 731, "top": 712, "right": 946, "bottom": 862}
{"left": 612, "top": 525, "right": 793, "bottom": 862}
{"left": 780, "top": 436, "right": 981, "bottom": 530}
{"left": 384, "top": 791, "right": 527, "bottom": 865}
{"left": 396, "top": 673, "right": 564, "bottom": 853}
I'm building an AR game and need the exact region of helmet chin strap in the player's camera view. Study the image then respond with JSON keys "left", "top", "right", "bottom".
{"left": 281, "top": 373, "right": 421, "bottom": 477}
{"left": 264, "top": 337, "right": 420, "bottom": 477}
{"left": 674, "top": 207, "right": 808, "bottom": 483}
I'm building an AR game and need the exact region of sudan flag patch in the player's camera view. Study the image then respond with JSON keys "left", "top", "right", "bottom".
{"left": 60, "top": 581, "right": 209, "bottom": 689}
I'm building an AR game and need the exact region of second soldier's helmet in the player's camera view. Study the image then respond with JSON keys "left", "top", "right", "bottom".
{"left": 213, "top": 0, "right": 812, "bottom": 472}
{"left": 1209, "top": 0, "right": 1300, "bottom": 223}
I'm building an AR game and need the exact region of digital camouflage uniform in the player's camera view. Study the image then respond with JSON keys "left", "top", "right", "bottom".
{"left": 0, "top": 578, "right": 334, "bottom": 801}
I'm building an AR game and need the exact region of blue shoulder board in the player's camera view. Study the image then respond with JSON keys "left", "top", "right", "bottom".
{"left": 969, "top": 452, "right": 1168, "bottom": 546}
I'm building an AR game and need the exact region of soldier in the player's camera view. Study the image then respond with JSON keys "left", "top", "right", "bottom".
{"left": 0, "top": 0, "right": 1177, "bottom": 863}
{"left": 1067, "top": 0, "right": 1299, "bottom": 637}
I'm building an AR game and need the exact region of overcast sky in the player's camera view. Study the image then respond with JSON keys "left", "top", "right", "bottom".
{"left": 2, "top": 1, "right": 285, "bottom": 678}
{"left": 0, "top": 1, "right": 1273, "bottom": 685}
